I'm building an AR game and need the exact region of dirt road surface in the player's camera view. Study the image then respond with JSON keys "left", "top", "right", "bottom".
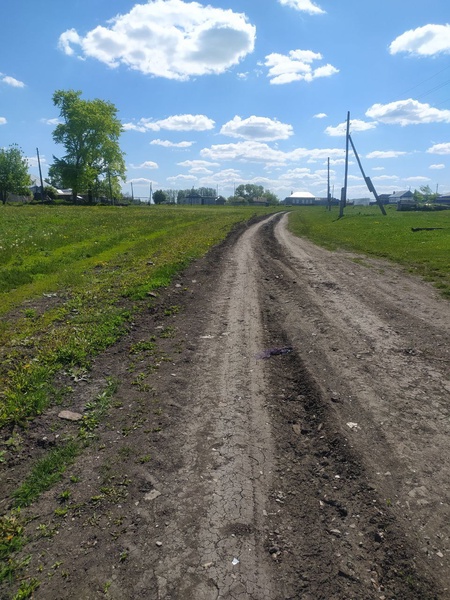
{"left": 3, "top": 212, "right": 450, "bottom": 599}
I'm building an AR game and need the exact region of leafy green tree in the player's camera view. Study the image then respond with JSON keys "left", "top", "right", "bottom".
{"left": 235, "top": 184, "right": 265, "bottom": 202}
{"left": 51, "top": 90, "right": 126, "bottom": 203}
{"left": 153, "top": 189, "right": 168, "bottom": 204}
{"left": 262, "top": 190, "right": 279, "bottom": 205}
{"left": 0, "top": 144, "right": 32, "bottom": 204}
{"left": 413, "top": 185, "right": 439, "bottom": 204}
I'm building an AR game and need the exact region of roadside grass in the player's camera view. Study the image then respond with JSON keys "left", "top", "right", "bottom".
{"left": 0, "top": 204, "right": 280, "bottom": 430}
{"left": 288, "top": 205, "right": 450, "bottom": 296}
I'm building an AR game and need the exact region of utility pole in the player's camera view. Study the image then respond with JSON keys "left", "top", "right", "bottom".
{"left": 108, "top": 170, "right": 113, "bottom": 205}
{"left": 36, "top": 147, "right": 45, "bottom": 203}
{"left": 149, "top": 182, "right": 153, "bottom": 205}
{"left": 327, "top": 157, "right": 331, "bottom": 211}
{"left": 349, "top": 134, "right": 386, "bottom": 216}
{"left": 131, "top": 181, "right": 134, "bottom": 203}
{"left": 339, "top": 111, "right": 350, "bottom": 218}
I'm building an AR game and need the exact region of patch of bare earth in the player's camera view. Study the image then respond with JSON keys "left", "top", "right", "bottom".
{"left": 2, "top": 213, "right": 450, "bottom": 599}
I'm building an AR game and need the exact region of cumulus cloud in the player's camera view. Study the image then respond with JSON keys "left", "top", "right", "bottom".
{"left": 201, "top": 140, "right": 343, "bottom": 165}
{"left": 366, "top": 99, "right": 450, "bottom": 125}
{"left": 429, "top": 164, "right": 445, "bottom": 169}
{"left": 58, "top": 0, "right": 256, "bottom": 80}
{"left": 264, "top": 49, "right": 338, "bottom": 85}
{"left": 389, "top": 24, "right": 450, "bottom": 57}
{"left": 178, "top": 159, "right": 220, "bottom": 168}
{"left": 0, "top": 117, "right": 6, "bottom": 125}
{"left": 150, "top": 139, "right": 195, "bottom": 148}
{"left": 220, "top": 116, "right": 293, "bottom": 141}
{"left": 130, "top": 161, "right": 158, "bottom": 169}
{"left": 427, "top": 142, "right": 450, "bottom": 154}
{"left": 41, "top": 118, "right": 61, "bottom": 126}
{"left": 127, "top": 177, "right": 154, "bottom": 184}
{"left": 314, "top": 113, "right": 327, "bottom": 119}
{"left": 325, "top": 119, "right": 376, "bottom": 137}
{"left": 124, "top": 114, "right": 215, "bottom": 133}
{"left": 278, "top": 0, "right": 325, "bottom": 15}
{"left": 27, "top": 156, "right": 47, "bottom": 168}
{"left": 1, "top": 74, "right": 25, "bottom": 88}
{"left": 366, "top": 150, "right": 407, "bottom": 159}
{"left": 166, "top": 174, "right": 197, "bottom": 184}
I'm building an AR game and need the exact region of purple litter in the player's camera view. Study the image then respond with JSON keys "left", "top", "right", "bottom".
{"left": 255, "top": 346, "right": 293, "bottom": 360}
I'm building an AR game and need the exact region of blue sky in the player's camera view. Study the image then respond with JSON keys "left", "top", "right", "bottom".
{"left": 2, "top": 0, "right": 450, "bottom": 200}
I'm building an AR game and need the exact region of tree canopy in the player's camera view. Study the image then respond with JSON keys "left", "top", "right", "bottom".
{"left": 0, "top": 145, "right": 31, "bottom": 205}
{"left": 50, "top": 90, "right": 126, "bottom": 202}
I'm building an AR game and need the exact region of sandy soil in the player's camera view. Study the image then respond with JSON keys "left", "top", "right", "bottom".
{"left": 2, "top": 212, "right": 450, "bottom": 599}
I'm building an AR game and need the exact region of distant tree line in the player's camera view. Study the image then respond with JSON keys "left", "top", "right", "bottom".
{"left": 152, "top": 184, "right": 279, "bottom": 205}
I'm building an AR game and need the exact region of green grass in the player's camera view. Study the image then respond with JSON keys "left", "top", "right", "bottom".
{"left": 13, "top": 440, "right": 80, "bottom": 508}
{"left": 288, "top": 205, "right": 450, "bottom": 296}
{"left": 0, "top": 204, "right": 280, "bottom": 429}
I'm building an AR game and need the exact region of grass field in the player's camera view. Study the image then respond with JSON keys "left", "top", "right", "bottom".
{"left": 1, "top": 203, "right": 449, "bottom": 430}
{"left": 0, "top": 204, "right": 280, "bottom": 430}
{"left": 288, "top": 204, "right": 450, "bottom": 297}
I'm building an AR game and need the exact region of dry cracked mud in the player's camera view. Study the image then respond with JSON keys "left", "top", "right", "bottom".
{"left": 2, "top": 212, "right": 450, "bottom": 599}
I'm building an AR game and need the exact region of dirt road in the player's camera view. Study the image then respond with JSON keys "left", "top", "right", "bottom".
{"left": 5, "top": 212, "right": 450, "bottom": 599}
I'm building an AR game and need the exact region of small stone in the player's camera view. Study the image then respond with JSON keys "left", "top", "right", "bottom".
{"left": 144, "top": 490, "right": 161, "bottom": 502}
{"left": 58, "top": 410, "right": 83, "bottom": 421}
{"left": 156, "top": 541, "right": 163, "bottom": 547}
{"left": 292, "top": 424, "right": 301, "bottom": 435}
{"left": 329, "top": 529, "right": 341, "bottom": 537}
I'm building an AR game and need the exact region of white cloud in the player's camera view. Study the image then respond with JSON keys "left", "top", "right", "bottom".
{"left": 178, "top": 159, "right": 220, "bottom": 168}
{"left": 366, "top": 99, "right": 450, "bottom": 126}
{"left": 404, "top": 176, "right": 430, "bottom": 183}
{"left": 1, "top": 74, "right": 25, "bottom": 88}
{"left": 429, "top": 163, "right": 445, "bottom": 170}
{"left": 201, "top": 140, "right": 344, "bottom": 165}
{"left": 278, "top": 0, "right": 325, "bottom": 15}
{"left": 427, "top": 142, "right": 450, "bottom": 155}
{"left": 390, "top": 24, "right": 450, "bottom": 57}
{"left": 264, "top": 49, "right": 338, "bottom": 85}
{"left": 366, "top": 150, "right": 407, "bottom": 159}
{"left": 189, "top": 167, "right": 214, "bottom": 175}
{"left": 313, "top": 113, "right": 327, "bottom": 119}
{"left": 372, "top": 175, "right": 399, "bottom": 182}
{"left": 0, "top": 117, "right": 6, "bottom": 125}
{"left": 41, "top": 118, "right": 61, "bottom": 126}
{"left": 127, "top": 177, "right": 154, "bottom": 184}
{"left": 125, "top": 114, "right": 214, "bottom": 133}
{"left": 372, "top": 166, "right": 385, "bottom": 171}
{"left": 166, "top": 174, "right": 198, "bottom": 184}
{"left": 150, "top": 139, "right": 195, "bottom": 148}
{"left": 27, "top": 156, "right": 47, "bottom": 168}
{"left": 130, "top": 161, "right": 158, "bottom": 169}
{"left": 325, "top": 118, "right": 376, "bottom": 137}
{"left": 220, "top": 115, "right": 293, "bottom": 141}
{"left": 58, "top": 0, "right": 256, "bottom": 80}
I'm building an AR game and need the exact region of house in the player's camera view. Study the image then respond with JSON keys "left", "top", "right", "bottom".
{"left": 178, "top": 192, "right": 217, "bottom": 205}
{"left": 282, "top": 191, "right": 316, "bottom": 205}
{"left": 437, "top": 193, "right": 450, "bottom": 205}
{"left": 388, "top": 190, "right": 413, "bottom": 204}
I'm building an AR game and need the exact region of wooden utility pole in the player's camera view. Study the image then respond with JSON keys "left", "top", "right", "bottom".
{"left": 348, "top": 134, "right": 386, "bottom": 216}
{"left": 327, "top": 157, "right": 331, "bottom": 211}
{"left": 36, "top": 147, "right": 45, "bottom": 203}
{"left": 339, "top": 111, "right": 350, "bottom": 218}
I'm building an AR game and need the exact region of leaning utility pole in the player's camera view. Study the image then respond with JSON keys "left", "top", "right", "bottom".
{"left": 36, "top": 147, "right": 45, "bottom": 203}
{"left": 339, "top": 111, "right": 350, "bottom": 218}
{"left": 348, "top": 134, "right": 386, "bottom": 216}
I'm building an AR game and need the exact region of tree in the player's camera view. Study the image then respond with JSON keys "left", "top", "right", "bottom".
{"left": 261, "top": 190, "right": 279, "bottom": 205}
{"left": 50, "top": 90, "right": 126, "bottom": 203}
{"left": 235, "top": 184, "right": 265, "bottom": 202}
{"left": 0, "top": 144, "right": 32, "bottom": 204}
{"left": 153, "top": 189, "right": 168, "bottom": 204}
{"left": 413, "top": 185, "right": 438, "bottom": 204}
